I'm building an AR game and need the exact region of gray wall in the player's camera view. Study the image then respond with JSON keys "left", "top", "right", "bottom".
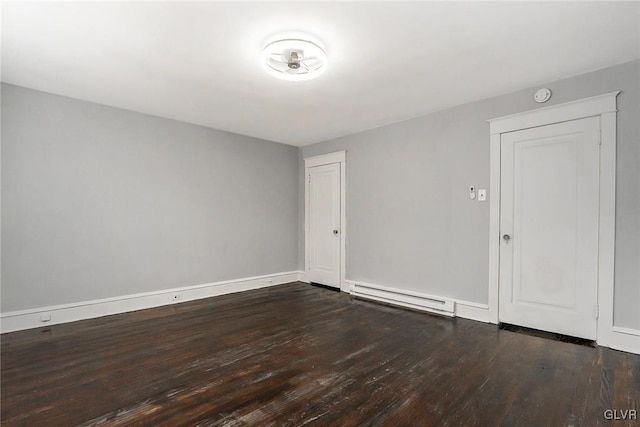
{"left": 3, "top": 60, "right": 638, "bottom": 329}
{"left": 1, "top": 84, "right": 299, "bottom": 312}
{"left": 299, "top": 59, "right": 639, "bottom": 329}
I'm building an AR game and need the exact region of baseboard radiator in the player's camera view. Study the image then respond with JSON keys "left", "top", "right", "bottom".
{"left": 351, "top": 282, "right": 455, "bottom": 317}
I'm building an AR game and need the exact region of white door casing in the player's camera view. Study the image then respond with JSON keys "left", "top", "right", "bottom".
{"left": 488, "top": 92, "right": 640, "bottom": 354}
{"left": 499, "top": 117, "right": 600, "bottom": 339}
{"left": 308, "top": 163, "right": 341, "bottom": 287}
{"left": 304, "top": 151, "right": 346, "bottom": 291}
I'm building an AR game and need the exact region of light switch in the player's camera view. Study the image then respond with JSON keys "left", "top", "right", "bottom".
{"left": 478, "top": 189, "right": 487, "bottom": 201}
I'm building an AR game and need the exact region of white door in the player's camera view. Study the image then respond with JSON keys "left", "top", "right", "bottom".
{"left": 499, "top": 117, "right": 600, "bottom": 339}
{"left": 308, "top": 163, "right": 341, "bottom": 288}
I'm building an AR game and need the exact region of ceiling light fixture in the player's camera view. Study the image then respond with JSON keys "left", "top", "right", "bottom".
{"left": 262, "top": 38, "right": 328, "bottom": 81}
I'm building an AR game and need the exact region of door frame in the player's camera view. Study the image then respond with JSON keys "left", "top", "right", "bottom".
{"left": 304, "top": 151, "right": 346, "bottom": 292}
{"left": 487, "top": 92, "right": 619, "bottom": 347}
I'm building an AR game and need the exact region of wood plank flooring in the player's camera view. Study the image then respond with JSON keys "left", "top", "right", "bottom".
{"left": 2, "top": 282, "right": 639, "bottom": 426}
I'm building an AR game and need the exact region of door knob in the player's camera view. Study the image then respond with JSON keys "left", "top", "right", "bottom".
{"left": 503, "top": 234, "right": 511, "bottom": 243}
{"left": 333, "top": 229, "right": 339, "bottom": 235}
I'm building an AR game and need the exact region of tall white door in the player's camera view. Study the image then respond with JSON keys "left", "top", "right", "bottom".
{"left": 499, "top": 117, "right": 600, "bottom": 339}
{"left": 308, "top": 163, "right": 341, "bottom": 288}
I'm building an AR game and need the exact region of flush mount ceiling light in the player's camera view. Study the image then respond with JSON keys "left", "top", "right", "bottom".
{"left": 262, "top": 38, "right": 328, "bottom": 81}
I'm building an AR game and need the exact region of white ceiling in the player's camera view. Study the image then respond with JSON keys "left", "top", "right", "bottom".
{"left": 2, "top": 2, "right": 639, "bottom": 146}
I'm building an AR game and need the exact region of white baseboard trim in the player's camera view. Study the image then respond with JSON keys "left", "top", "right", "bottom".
{"left": 297, "top": 271, "right": 310, "bottom": 283}
{"left": 345, "top": 279, "right": 493, "bottom": 323}
{"left": 330, "top": 278, "right": 638, "bottom": 354}
{"left": 607, "top": 326, "right": 640, "bottom": 354}
{"left": 612, "top": 326, "right": 640, "bottom": 336}
{"left": 1, "top": 271, "right": 301, "bottom": 333}
{"left": 455, "top": 299, "right": 493, "bottom": 323}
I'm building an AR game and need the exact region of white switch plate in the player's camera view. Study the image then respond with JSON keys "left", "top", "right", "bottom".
{"left": 478, "top": 189, "right": 487, "bottom": 201}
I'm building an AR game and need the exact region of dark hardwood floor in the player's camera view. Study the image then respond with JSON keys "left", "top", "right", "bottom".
{"left": 2, "top": 282, "right": 639, "bottom": 426}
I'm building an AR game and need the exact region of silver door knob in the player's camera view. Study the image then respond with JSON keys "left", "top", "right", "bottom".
{"left": 333, "top": 229, "right": 339, "bottom": 235}
{"left": 503, "top": 234, "right": 511, "bottom": 243}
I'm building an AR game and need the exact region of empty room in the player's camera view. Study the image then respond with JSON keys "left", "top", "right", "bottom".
{"left": 1, "top": 1, "right": 639, "bottom": 425}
